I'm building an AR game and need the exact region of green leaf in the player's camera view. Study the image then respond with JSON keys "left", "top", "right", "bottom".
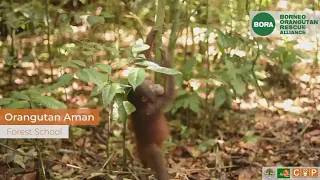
{"left": 243, "top": 130, "right": 260, "bottom": 143}
{"left": 198, "top": 144, "right": 208, "bottom": 152}
{"left": 183, "top": 56, "right": 197, "bottom": 78}
{"left": 214, "top": 86, "right": 227, "bottom": 108}
{"left": 85, "top": 68, "right": 105, "bottom": 85}
{"left": 116, "top": 61, "right": 129, "bottom": 68}
{"left": 90, "top": 86, "right": 101, "bottom": 97}
{"left": 112, "top": 95, "right": 126, "bottom": 121}
{"left": 85, "top": 42, "right": 105, "bottom": 51}
{"left": 203, "top": 139, "right": 217, "bottom": 146}
{"left": 135, "top": 60, "right": 159, "bottom": 67}
{"left": 174, "top": 98, "right": 185, "bottom": 109}
{"left": 106, "top": 45, "right": 120, "bottom": 58}
{"left": 56, "top": 62, "right": 79, "bottom": 69}
{"left": 76, "top": 70, "right": 91, "bottom": 83}
{"left": 125, "top": 46, "right": 134, "bottom": 57}
{"left": 183, "top": 98, "right": 189, "bottom": 108}
{"left": 147, "top": 66, "right": 181, "bottom": 75}
{"left": 95, "top": 16, "right": 105, "bottom": 24}
{"left": 175, "top": 90, "right": 187, "bottom": 97}
{"left": 87, "top": 16, "right": 97, "bottom": 25}
{"left": 132, "top": 44, "right": 150, "bottom": 54}
{"left": 11, "top": 91, "right": 29, "bottom": 100}
{"left": 189, "top": 101, "right": 200, "bottom": 113}
{"left": 34, "top": 96, "right": 67, "bottom": 109}
{"left": 225, "top": 60, "right": 235, "bottom": 71}
{"left": 77, "top": 68, "right": 106, "bottom": 85}
{"left": 283, "top": 52, "right": 297, "bottom": 70}
{"left": 71, "top": 60, "right": 86, "bottom": 67}
{"left": 182, "top": 56, "right": 197, "bottom": 71}
{"left": 5, "top": 56, "right": 16, "bottom": 65}
{"left": 123, "top": 101, "right": 136, "bottom": 115}
{"left": 230, "top": 78, "right": 246, "bottom": 95}
{"left": 101, "top": 12, "right": 115, "bottom": 18}
{"left": 90, "top": 82, "right": 109, "bottom": 97}
{"left": 128, "top": 68, "right": 146, "bottom": 90}
{"left": 175, "top": 74, "right": 183, "bottom": 88}
{"left": 247, "top": 135, "right": 260, "bottom": 143}
{"left": 96, "top": 63, "right": 111, "bottom": 73}
{"left": 102, "top": 83, "right": 117, "bottom": 105}
{"left": 26, "top": 89, "right": 44, "bottom": 99}
{"left": 87, "top": 15, "right": 105, "bottom": 25}
{"left": 219, "top": 71, "right": 229, "bottom": 83}
{"left": 225, "top": 60, "right": 237, "bottom": 79}
{"left": 30, "top": 101, "right": 41, "bottom": 109}
{"left": 180, "top": 126, "right": 188, "bottom": 138}
{"left": 136, "top": 54, "right": 147, "bottom": 60}
{"left": 237, "top": 63, "right": 252, "bottom": 74}
{"left": 21, "top": 55, "right": 33, "bottom": 62}
{"left": 51, "top": 74, "right": 73, "bottom": 89}
{"left": 216, "top": 29, "right": 230, "bottom": 49}
{"left": 71, "top": 127, "right": 86, "bottom": 138}
{"left": 59, "top": 43, "right": 76, "bottom": 55}
{"left": 4, "top": 56, "right": 19, "bottom": 67}
{"left": 0, "top": 98, "right": 12, "bottom": 106}
{"left": 7, "top": 101, "right": 30, "bottom": 109}
{"left": 188, "top": 93, "right": 200, "bottom": 113}
{"left": 82, "top": 51, "right": 94, "bottom": 56}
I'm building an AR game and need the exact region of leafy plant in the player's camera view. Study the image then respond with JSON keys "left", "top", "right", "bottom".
{"left": 53, "top": 40, "right": 181, "bottom": 120}
{"left": 0, "top": 89, "right": 66, "bottom": 109}
{"left": 168, "top": 90, "right": 202, "bottom": 114}
{"left": 263, "top": 40, "right": 304, "bottom": 73}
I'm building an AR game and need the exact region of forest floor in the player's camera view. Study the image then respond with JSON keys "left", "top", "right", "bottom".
{"left": 0, "top": 59, "right": 319, "bottom": 180}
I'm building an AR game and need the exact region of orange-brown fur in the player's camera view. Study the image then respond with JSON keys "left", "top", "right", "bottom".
{"left": 127, "top": 28, "right": 174, "bottom": 180}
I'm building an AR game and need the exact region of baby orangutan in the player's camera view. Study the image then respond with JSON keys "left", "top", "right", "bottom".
{"left": 127, "top": 28, "right": 174, "bottom": 180}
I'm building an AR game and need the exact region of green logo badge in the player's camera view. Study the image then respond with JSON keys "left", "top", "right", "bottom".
{"left": 252, "top": 12, "right": 275, "bottom": 36}
{"left": 277, "top": 168, "right": 290, "bottom": 178}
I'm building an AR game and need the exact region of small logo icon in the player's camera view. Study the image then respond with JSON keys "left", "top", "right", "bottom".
{"left": 302, "top": 168, "right": 310, "bottom": 177}
{"left": 292, "top": 168, "right": 301, "bottom": 177}
{"left": 310, "top": 168, "right": 319, "bottom": 177}
{"left": 277, "top": 168, "right": 290, "bottom": 178}
{"left": 251, "top": 12, "right": 275, "bottom": 36}
{"left": 264, "top": 168, "right": 275, "bottom": 179}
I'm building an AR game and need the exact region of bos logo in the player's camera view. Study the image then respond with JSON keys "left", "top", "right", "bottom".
{"left": 251, "top": 12, "right": 275, "bottom": 36}
{"left": 264, "top": 168, "right": 275, "bottom": 179}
